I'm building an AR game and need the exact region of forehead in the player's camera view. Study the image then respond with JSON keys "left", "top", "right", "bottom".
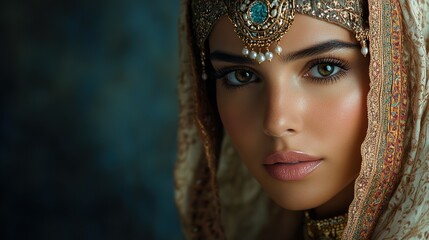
{"left": 208, "top": 14, "right": 356, "bottom": 54}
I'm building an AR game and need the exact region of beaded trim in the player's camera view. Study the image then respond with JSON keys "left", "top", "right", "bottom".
{"left": 226, "top": 0, "right": 295, "bottom": 63}
{"left": 304, "top": 211, "right": 348, "bottom": 240}
{"left": 192, "top": 0, "right": 369, "bottom": 75}
{"left": 295, "top": 0, "right": 369, "bottom": 57}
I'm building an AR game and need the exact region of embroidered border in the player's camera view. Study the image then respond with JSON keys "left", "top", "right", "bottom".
{"left": 344, "top": 0, "right": 407, "bottom": 238}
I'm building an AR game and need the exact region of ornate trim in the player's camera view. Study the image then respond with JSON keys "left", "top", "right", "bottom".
{"left": 344, "top": 0, "right": 407, "bottom": 238}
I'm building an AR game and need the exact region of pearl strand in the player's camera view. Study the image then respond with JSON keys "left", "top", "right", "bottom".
{"left": 242, "top": 44, "right": 283, "bottom": 64}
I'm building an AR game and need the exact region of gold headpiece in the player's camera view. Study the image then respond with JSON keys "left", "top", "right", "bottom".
{"left": 192, "top": 0, "right": 369, "bottom": 76}
{"left": 225, "top": 0, "right": 295, "bottom": 63}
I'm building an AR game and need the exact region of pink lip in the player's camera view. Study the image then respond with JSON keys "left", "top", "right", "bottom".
{"left": 263, "top": 151, "right": 322, "bottom": 181}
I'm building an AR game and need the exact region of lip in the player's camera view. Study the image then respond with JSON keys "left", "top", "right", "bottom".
{"left": 263, "top": 151, "right": 323, "bottom": 181}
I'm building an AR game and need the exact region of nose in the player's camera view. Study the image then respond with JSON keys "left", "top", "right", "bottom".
{"left": 263, "top": 81, "right": 302, "bottom": 138}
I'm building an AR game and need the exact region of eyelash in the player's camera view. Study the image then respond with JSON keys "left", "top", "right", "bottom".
{"left": 213, "top": 66, "right": 259, "bottom": 90}
{"left": 304, "top": 57, "right": 351, "bottom": 84}
{"left": 213, "top": 57, "right": 351, "bottom": 89}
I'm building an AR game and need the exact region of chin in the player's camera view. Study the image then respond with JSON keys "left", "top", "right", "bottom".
{"left": 262, "top": 178, "right": 356, "bottom": 215}
{"left": 269, "top": 193, "right": 324, "bottom": 211}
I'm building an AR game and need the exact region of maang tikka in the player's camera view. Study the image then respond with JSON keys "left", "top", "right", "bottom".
{"left": 192, "top": 0, "right": 370, "bottom": 79}
{"left": 226, "top": 0, "right": 295, "bottom": 64}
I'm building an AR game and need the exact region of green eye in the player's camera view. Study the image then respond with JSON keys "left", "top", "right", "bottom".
{"left": 317, "top": 64, "right": 335, "bottom": 76}
{"left": 309, "top": 63, "right": 340, "bottom": 78}
{"left": 225, "top": 69, "right": 257, "bottom": 86}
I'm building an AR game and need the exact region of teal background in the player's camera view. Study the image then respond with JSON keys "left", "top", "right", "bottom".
{"left": 2, "top": 0, "right": 181, "bottom": 239}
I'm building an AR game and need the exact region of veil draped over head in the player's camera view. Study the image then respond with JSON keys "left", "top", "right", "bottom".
{"left": 175, "top": 0, "right": 429, "bottom": 239}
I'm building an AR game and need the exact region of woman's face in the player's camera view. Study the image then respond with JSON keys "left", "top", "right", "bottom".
{"left": 209, "top": 15, "right": 370, "bottom": 217}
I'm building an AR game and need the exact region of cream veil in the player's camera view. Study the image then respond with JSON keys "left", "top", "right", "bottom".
{"left": 175, "top": 0, "right": 429, "bottom": 239}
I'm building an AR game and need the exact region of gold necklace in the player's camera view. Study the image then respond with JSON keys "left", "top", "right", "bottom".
{"left": 304, "top": 211, "right": 348, "bottom": 240}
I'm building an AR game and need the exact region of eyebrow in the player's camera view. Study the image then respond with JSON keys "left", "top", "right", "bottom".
{"left": 210, "top": 40, "right": 360, "bottom": 64}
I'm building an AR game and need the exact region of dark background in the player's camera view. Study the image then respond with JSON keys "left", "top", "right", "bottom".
{"left": 2, "top": 0, "right": 181, "bottom": 239}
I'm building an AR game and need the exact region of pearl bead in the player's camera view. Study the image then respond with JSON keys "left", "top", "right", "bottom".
{"left": 201, "top": 72, "right": 208, "bottom": 80}
{"left": 249, "top": 51, "right": 258, "bottom": 59}
{"left": 256, "top": 53, "right": 266, "bottom": 63}
{"left": 265, "top": 51, "right": 274, "bottom": 61}
{"left": 274, "top": 45, "right": 282, "bottom": 55}
{"left": 361, "top": 46, "right": 369, "bottom": 56}
{"left": 242, "top": 47, "right": 250, "bottom": 56}
{"left": 240, "top": 4, "right": 247, "bottom": 12}
{"left": 271, "top": 9, "right": 278, "bottom": 17}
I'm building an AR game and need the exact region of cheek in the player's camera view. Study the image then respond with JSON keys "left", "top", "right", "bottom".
{"left": 217, "top": 95, "right": 251, "bottom": 138}
{"left": 330, "top": 92, "right": 366, "bottom": 129}
{"left": 311, "top": 83, "right": 368, "bottom": 155}
{"left": 216, "top": 84, "right": 261, "bottom": 147}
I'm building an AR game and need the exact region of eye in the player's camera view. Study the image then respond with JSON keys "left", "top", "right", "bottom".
{"left": 307, "top": 63, "right": 341, "bottom": 78}
{"left": 225, "top": 69, "right": 258, "bottom": 86}
{"left": 303, "top": 57, "right": 351, "bottom": 84}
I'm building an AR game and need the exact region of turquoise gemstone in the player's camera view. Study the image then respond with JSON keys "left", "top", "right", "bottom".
{"left": 250, "top": 1, "right": 268, "bottom": 24}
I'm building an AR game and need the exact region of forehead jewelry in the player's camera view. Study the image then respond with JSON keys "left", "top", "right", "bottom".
{"left": 193, "top": 0, "right": 370, "bottom": 80}
{"left": 226, "top": 0, "right": 295, "bottom": 64}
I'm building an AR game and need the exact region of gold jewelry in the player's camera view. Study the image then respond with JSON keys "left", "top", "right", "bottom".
{"left": 304, "top": 211, "right": 348, "bottom": 240}
{"left": 225, "top": 0, "right": 295, "bottom": 64}
{"left": 295, "top": 0, "right": 369, "bottom": 57}
{"left": 191, "top": 0, "right": 370, "bottom": 77}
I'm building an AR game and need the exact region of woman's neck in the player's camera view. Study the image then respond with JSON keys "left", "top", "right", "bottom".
{"left": 312, "top": 181, "right": 355, "bottom": 219}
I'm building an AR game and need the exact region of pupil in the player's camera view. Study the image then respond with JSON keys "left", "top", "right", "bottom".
{"left": 236, "top": 70, "right": 252, "bottom": 82}
{"left": 318, "top": 64, "right": 333, "bottom": 76}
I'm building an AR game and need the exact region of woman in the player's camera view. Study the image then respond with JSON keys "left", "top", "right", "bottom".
{"left": 175, "top": 0, "right": 429, "bottom": 239}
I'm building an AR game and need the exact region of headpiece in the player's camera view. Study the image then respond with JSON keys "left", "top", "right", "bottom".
{"left": 192, "top": 0, "right": 369, "bottom": 77}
